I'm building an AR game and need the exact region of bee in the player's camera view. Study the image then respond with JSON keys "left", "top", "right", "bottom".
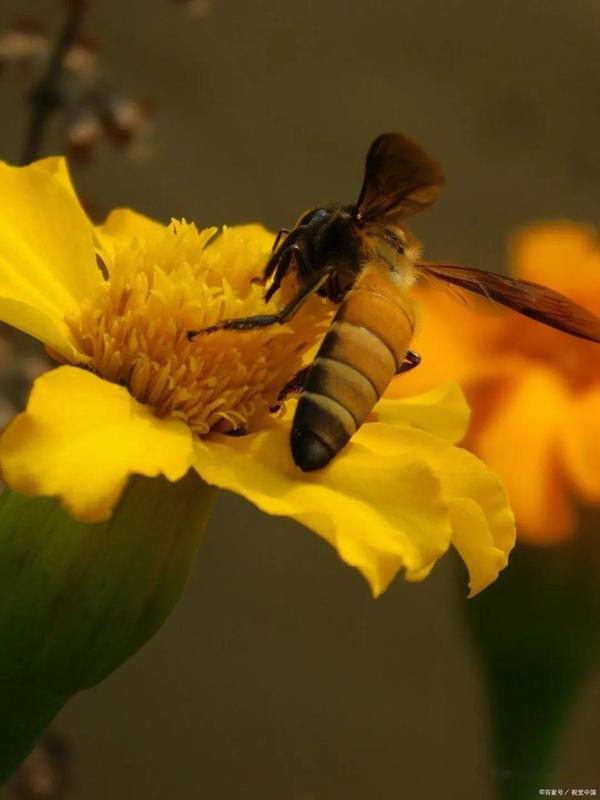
{"left": 188, "top": 133, "right": 600, "bottom": 471}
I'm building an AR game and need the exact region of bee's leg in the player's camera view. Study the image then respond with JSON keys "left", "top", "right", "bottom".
{"left": 263, "top": 243, "right": 312, "bottom": 302}
{"left": 251, "top": 250, "right": 280, "bottom": 287}
{"left": 272, "top": 227, "right": 291, "bottom": 252}
{"left": 187, "top": 265, "right": 334, "bottom": 340}
{"left": 251, "top": 229, "right": 294, "bottom": 287}
{"left": 276, "top": 366, "right": 310, "bottom": 403}
{"left": 395, "top": 349, "right": 421, "bottom": 375}
{"left": 263, "top": 247, "right": 295, "bottom": 302}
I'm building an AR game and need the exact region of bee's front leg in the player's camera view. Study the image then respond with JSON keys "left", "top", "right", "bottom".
{"left": 272, "top": 227, "right": 291, "bottom": 252}
{"left": 251, "top": 228, "right": 294, "bottom": 288}
{"left": 264, "top": 243, "right": 312, "bottom": 302}
{"left": 187, "top": 264, "right": 334, "bottom": 340}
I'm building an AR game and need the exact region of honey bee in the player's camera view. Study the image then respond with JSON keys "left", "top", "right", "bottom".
{"left": 188, "top": 133, "right": 600, "bottom": 471}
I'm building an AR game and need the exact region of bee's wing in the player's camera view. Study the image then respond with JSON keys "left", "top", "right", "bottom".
{"left": 354, "top": 133, "right": 445, "bottom": 222}
{"left": 419, "top": 262, "right": 600, "bottom": 343}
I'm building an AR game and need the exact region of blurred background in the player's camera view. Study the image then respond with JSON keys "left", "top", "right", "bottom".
{"left": 0, "top": 1, "right": 599, "bottom": 797}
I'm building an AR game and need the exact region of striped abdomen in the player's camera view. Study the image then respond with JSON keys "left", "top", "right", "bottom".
{"left": 291, "top": 271, "right": 415, "bottom": 471}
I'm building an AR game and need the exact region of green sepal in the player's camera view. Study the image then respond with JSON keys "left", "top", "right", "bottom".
{"left": 0, "top": 471, "right": 216, "bottom": 782}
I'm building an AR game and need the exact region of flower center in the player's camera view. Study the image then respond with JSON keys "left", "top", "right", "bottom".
{"left": 66, "top": 221, "right": 332, "bottom": 435}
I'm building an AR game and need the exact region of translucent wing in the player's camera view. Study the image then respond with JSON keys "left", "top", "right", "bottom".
{"left": 354, "top": 133, "right": 445, "bottom": 223}
{"left": 419, "top": 262, "right": 600, "bottom": 343}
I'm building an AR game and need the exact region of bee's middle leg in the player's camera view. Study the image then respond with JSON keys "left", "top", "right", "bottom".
{"left": 272, "top": 227, "right": 290, "bottom": 252}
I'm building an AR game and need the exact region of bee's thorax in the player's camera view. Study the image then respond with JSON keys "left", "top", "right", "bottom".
{"left": 358, "top": 223, "right": 421, "bottom": 289}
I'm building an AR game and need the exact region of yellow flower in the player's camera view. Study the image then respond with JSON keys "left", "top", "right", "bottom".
{"left": 0, "top": 157, "right": 515, "bottom": 596}
{"left": 389, "top": 222, "right": 600, "bottom": 544}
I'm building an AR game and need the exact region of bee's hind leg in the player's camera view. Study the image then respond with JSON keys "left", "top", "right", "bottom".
{"left": 396, "top": 350, "right": 421, "bottom": 375}
{"left": 276, "top": 366, "right": 310, "bottom": 403}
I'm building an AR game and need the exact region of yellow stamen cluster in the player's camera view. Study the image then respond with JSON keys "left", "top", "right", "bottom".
{"left": 67, "top": 221, "right": 332, "bottom": 435}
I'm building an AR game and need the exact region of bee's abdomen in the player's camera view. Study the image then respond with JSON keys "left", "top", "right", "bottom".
{"left": 291, "top": 286, "right": 414, "bottom": 471}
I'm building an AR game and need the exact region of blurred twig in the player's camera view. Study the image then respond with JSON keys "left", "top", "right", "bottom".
{"left": 21, "top": 0, "right": 91, "bottom": 165}
{"left": 8, "top": 732, "right": 69, "bottom": 800}
{"left": 173, "top": 0, "right": 214, "bottom": 16}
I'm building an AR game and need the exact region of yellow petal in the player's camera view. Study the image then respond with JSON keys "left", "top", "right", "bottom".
{"left": 0, "top": 159, "right": 100, "bottom": 360}
{"left": 559, "top": 386, "right": 600, "bottom": 503}
{"left": 34, "top": 155, "right": 79, "bottom": 199}
{"left": 96, "top": 207, "right": 167, "bottom": 254}
{"left": 448, "top": 499, "right": 510, "bottom": 596}
{"left": 376, "top": 382, "right": 470, "bottom": 443}
{"left": 93, "top": 208, "right": 171, "bottom": 276}
{"left": 474, "top": 365, "right": 573, "bottom": 542}
{"left": 0, "top": 366, "right": 195, "bottom": 522}
{"left": 193, "top": 413, "right": 504, "bottom": 596}
{"left": 0, "top": 296, "right": 82, "bottom": 363}
{"left": 354, "top": 423, "right": 515, "bottom": 595}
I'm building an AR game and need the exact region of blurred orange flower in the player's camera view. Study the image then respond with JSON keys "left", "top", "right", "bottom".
{"left": 389, "top": 223, "right": 600, "bottom": 543}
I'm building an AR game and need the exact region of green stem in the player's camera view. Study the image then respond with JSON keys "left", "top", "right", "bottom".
{"left": 483, "top": 654, "right": 585, "bottom": 799}
{"left": 464, "top": 517, "right": 600, "bottom": 799}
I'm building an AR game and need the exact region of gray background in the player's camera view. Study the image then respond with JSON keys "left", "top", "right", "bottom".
{"left": 1, "top": 0, "right": 599, "bottom": 797}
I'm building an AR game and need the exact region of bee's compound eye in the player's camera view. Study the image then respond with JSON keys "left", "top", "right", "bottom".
{"left": 298, "top": 208, "right": 329, "bottom": 227}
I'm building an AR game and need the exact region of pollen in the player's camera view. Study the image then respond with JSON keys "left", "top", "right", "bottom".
{"left": 66, "top": 221, "right": 332, "bottom": 435}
